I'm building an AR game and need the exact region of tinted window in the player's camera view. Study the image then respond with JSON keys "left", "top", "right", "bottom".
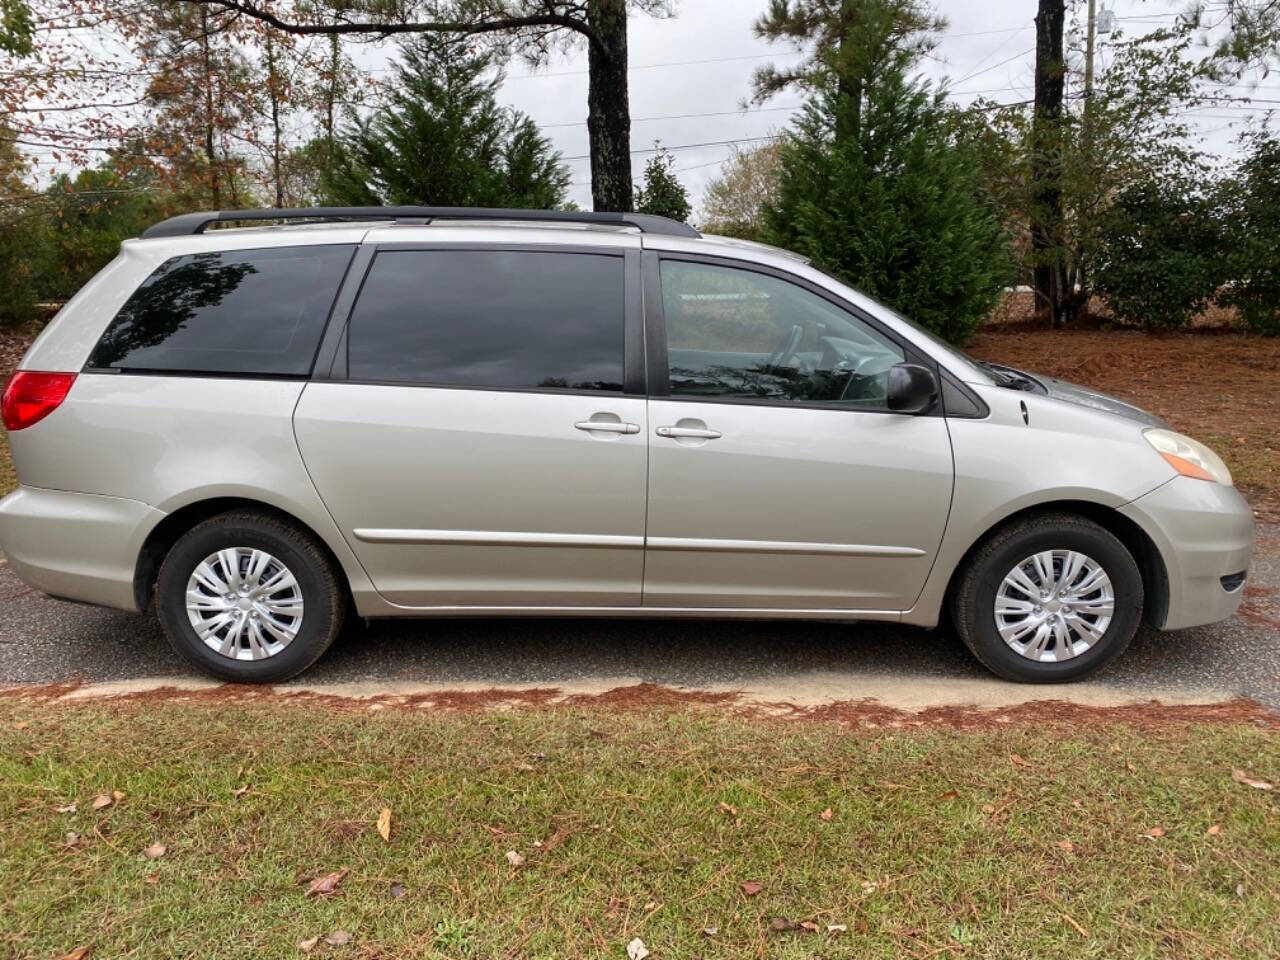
{"left": 347, "top": 250, "right": 624, "bottom": 392}
{"left": 88, "top": 245, "right": 355, "bottom": 376}
{"left": 661, "top": 260, "right": 904, "bottom": 407}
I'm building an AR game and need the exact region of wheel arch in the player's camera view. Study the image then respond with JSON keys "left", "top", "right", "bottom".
{"left": 133, "top": 496, "right": 353, "bottom": 614}
{"left": 941, "top": 500, "right": 1170, "bottom": 630}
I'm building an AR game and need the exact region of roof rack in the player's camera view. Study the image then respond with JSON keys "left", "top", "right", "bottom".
{"left": 140, "top": 206, "right": 701, "bottom": 240}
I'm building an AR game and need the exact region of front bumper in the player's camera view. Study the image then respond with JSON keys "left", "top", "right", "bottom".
{"left": 0, "top": 485, "right": 163, "bottom": 612}
{"left": 1119, "top": 476, "right": 1255, "bottom": 630}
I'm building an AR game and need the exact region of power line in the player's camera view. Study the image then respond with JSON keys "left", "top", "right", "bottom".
{"left": 541, "top": 103, "right": 804, "bottom": 130}
{"left": 953, "top": 47, "right": 1035, "bottom": 85}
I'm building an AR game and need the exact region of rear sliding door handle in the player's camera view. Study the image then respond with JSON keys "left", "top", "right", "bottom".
{"left": 656, "top": 425, "right": 722, "bottom": 440}
{"left": 575, "top": 420, "right": 640, "bottom": 435}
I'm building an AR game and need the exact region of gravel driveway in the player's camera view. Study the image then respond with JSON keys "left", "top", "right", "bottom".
{"left": 2, "top": 524, "right": 1277, "bottom": 707}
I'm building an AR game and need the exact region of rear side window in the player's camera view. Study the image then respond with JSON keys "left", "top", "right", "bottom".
{"left": 347, "top": 250, "right": 625, "bottom": 392}
{"left": 87, "top": 245, "right": 355, "bottom": 376}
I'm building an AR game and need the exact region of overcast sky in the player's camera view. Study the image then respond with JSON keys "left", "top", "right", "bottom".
{"left": 407, "top": 0, "right": 1278, "bottom": 212}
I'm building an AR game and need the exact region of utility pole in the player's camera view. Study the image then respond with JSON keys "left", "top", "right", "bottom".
{"left": 1084, "top": 0, "right": 1097, "bottom": 119}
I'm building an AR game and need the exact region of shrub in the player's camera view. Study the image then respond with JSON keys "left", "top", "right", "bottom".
{"left": 1091, "top": 179, "right": 1227, "bottom": 331}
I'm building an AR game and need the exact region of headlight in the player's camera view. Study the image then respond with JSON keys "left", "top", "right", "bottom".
{"left": 1144, "top": 429, "right": 1233, "bottom": 486}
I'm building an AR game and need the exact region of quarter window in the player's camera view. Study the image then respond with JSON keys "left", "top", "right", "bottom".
{"left": 87, "top": 245, "right": 355, "bottom": 376}
{"left": 660, "top": 260, "right": 905, "bottom": 407}
{"left": 347, "top": 250, "right": 625, "bottom": 392}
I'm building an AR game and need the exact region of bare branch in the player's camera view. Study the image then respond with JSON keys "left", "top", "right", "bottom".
{"left": 169, "top": 0, "right": 605, "bottom": 54}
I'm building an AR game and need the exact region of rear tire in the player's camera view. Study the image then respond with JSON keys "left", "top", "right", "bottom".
{"left": 951, "top": 513, "right": 1143, "bottom": 683}
{"left": 156, "top": 510, "right": 345, "bottom": 683}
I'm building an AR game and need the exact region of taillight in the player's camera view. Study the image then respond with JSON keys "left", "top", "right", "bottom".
{"left": 2, "top": 371, "right": 77, "bottom": 431}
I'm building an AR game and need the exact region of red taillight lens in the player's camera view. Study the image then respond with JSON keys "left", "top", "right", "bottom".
{"left": 2, "top": 371, "right": 77, "bottom": 431}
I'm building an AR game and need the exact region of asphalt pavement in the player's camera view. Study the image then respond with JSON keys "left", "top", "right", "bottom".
{"left": 2, "top": 524, "right": 1277, "bottom": 707}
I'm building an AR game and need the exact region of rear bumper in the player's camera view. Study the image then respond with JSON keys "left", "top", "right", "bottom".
{"left": 0, "top": 485, "right": 162, "bottom": 612}
{"left": 1119, "top": 477, "right": 1255, "bottom": 630}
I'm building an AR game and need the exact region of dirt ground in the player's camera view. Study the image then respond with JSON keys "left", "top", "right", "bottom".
{"left": 968, "top": 327, "right": 1280, "bottom": 521}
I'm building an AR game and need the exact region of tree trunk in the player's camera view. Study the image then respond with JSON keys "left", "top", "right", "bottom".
{"left": 1031, "top": 0, "right": 1068, "bottom": 327}
{"left": 199, "top": 6, "right": 221, "bottom": 208}
{"left": 266, "top": 33, "right": 284, "bottom": 207}
{"left": 586, "top": 0, "right": 632, "bottom": 212}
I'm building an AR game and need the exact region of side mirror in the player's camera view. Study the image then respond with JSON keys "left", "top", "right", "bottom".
{"left": 886, "top": 363, "right": 939, "bottom": 414}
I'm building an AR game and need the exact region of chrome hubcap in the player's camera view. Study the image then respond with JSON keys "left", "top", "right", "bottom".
{"left": 185, "top": 548, "right": 303, "bottom": 661}
{"left": 994, "top": 550, "right": 1114, "bottom": 663}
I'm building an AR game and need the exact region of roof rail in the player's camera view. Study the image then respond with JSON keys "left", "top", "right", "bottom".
{"left": 140, "top": 206, "right": 701, "bottom": 240}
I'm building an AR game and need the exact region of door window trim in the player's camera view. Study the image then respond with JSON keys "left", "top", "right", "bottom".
{"left": 314, "top": 241, "right": 645, "bottom": 397}
{"left": 644, "top": 250, "right": 942, "bottom": 416}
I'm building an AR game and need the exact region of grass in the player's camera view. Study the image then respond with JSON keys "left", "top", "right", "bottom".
{"left": 1, "top": 698, "right": 1277, "bottom": 959}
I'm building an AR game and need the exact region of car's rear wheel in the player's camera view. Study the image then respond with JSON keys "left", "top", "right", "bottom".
{"left": 156, "top": 511, "right": 345, "bottom": 683}
{"left": 951, "top": 513, "right": 1143, "bottom": 683}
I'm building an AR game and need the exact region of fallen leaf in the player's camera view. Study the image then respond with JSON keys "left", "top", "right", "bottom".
{"left": 799, "top": 920, "right": 819, "bottom": 933}
{"left": 1232, "top": 769, "right": 1274, "bottom": 791}
{"left": 819, "top": 808, "right": 834, "bottom": 821}
{"left": 56, "top": 802, "right": 77, "bottom": 814}
{"left": 55, "top": 949, "right": 90, "bottom": 960}
{"left": 769, "top": 917, "right": 796, "bottom": 932}
{"left": 390, "top": 883, "right": 408, "bottom": 900}
{"left": 1057, "top": 840, "right": 1075, "bottom": 852}
{"left": 506, "top": 850, "right": 525, "bottom": 868}
{"left": 14, "top": 721, "right": 29, "bottom": 730}
{"left": 1009, "top": 753, "right": 1032, "bottom": 767}
{"left": 297, "top": 936, "right": 319, "bottom": 954}
{"left": 938, "top": 789, "right": 959, "bottom": 801}
{"left": 981, "top": 804, "right": 996, "bottom": 814}
{"left": 718, "top": 801, "right": 738, "bottom": 817}
{"left": 377, "top": 807, "right": 391, "bottom": 842}
{"left": 90, "top": 793, "right": 113, "bottom": 811}
{"left": 305, "top": 868, "right": 349, "bottom": 897}
{"left": 144, "top": 842, "right": 166, "bottom": 859}
{"left": 145, "top": 873, "right": 158, "bottom": 885}
{"left": 827, "top": 924, "right": 848, "bottom": 933}
{"left": 1207, "top": 824, "right": 1222, "bottom": 836}
{"left": 325, "top": 930, "right": 353, "bottom": 947}
{"left": 1236, "top": 883, "right": 1246, "bottom": 898}
{"left": 65, "top": 831, "right": 80, "bottom": 847}
{"left": 111, "top": 790, "right": 125, "bottom": 802}
{"left": 1146, "top": 826, "right": 1166, "bottom": 838}
{"left": 701, "top": 926, "right": 717, "bottom": 937}
{"left": 742, "top": 881, "right": 763, "bottom": 896}
{"left": 232, "top": 785, "right": 250, "bottom": 798}
{"left": 626, "top": 937, "right": 649, "bottom": 960}
{"left": 860, "top": 879, "right": 878, "bottom": 893}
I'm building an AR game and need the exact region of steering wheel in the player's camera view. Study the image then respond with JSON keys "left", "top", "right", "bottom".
{"left": 765, "top": 324, "right": 804, "bottom": 372}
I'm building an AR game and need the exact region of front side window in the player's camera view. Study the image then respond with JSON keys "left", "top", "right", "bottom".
{"left": 87, "top": 245, "right": 355, "bottom": 376}
{"left": 660, "top": 260, "right": 905, "bottom": 407}
{"left": 347, "top": 250, "right": 625, "bottom": 392}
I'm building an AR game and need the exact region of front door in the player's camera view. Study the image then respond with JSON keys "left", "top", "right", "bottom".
{"left": 295, "top": 245, "right": 647, "bottom": 608}
{"left": 642, "top": 256, "right": 954, "bottom": 611}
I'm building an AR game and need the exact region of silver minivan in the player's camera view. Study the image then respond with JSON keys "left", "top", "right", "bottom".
{"left": 0, "top": 207, "right": 1254, "bottom": 684}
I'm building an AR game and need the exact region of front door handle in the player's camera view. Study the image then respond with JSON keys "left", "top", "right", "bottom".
{"left": 656, "top": 425, "right": 721, "bottom": 440}
{"left": 575, "top": 419, "right": 640, "bottom": 435}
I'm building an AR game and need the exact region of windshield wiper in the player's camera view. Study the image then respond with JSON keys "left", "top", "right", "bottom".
{"left": 978, "top": 362, "right": 1039, "bottom": 392}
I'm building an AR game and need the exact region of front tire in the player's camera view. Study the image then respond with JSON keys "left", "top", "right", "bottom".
{"left": 156, "top": 511, "right": 345, "bottom": 683}
{"left": 951, "top": 513, "right": 1143, "bottom": 683}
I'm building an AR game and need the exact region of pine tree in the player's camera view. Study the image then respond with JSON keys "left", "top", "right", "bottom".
{"left": 634, "top": 146, "right": 691, "bottom": 222}
{"left": 761, "top": 0, "right": 1009, "bottom": 345}
{"left": 324, "top": 35, "right": 568, "bottom": 209}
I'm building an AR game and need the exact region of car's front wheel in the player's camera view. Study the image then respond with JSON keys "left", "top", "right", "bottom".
{"left": 155, "top": 510, "right": 345, "bottom": 683}
{"left": 951, "top": 513, "right": 1143, "bottom": 683}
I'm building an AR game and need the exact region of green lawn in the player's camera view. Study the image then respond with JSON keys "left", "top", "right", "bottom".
{"left": 1, "top": 698, "right": 1277, "bottom": 959}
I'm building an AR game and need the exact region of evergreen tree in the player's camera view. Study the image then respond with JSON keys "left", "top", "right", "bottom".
{"left": 324, "top": 35, "right": 569, "bottom": 209}
{"left": 634, "top": 147, "right": 691, "bottom": 222}
{"left": 760, "top": 0, "right": 1009, "bottom": 345}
